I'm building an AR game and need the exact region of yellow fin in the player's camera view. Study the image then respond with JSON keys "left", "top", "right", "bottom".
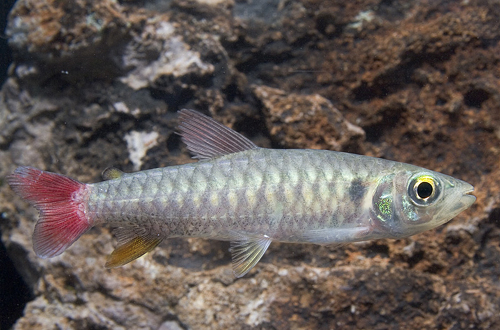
{"left": 105, "top": 236, "right": 162, "bottom": 268}
{"left": 102, "top": 167, "right": 125, "bottom": 181}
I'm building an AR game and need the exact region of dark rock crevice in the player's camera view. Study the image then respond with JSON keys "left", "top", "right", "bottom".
{"left": 0, "top": 227, "right": 33, "bottom": 330}
{"left": 0, "top": 0, "right": 16, "bottom": 87}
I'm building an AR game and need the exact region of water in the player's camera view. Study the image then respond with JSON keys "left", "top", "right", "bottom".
{"left": 0, "top": 1, "right": 498, "bottom": 329}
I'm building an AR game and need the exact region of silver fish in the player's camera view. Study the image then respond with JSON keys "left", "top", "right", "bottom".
{"left": 7, "top": 109, "right": 476, "bottom": 277}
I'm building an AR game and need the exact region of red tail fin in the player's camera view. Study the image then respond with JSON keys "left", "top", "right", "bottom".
{"left": 7, "top": 166, "right": 92, "bottom": 258}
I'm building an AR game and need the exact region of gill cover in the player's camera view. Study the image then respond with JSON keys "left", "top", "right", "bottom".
{"left": 371, "top": 174, "right": 396, "bottom": 226}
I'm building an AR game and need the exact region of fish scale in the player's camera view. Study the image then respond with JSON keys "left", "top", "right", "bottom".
{"left": 86, "top": 148, "right": 391, "bottom": 241}
{"left": 7, "top": 109, "right": 475, "bottom": 277}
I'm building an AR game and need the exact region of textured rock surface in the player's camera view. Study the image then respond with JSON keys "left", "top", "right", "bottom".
{"left": 1, "top": 0, "right": 500, "bottom": 329}
{"left": 254, "top": 85, "right": 365, "bottom": 152}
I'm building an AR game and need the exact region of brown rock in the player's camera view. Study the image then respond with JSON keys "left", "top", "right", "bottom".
{"left": 7, "top": 0, "right": 129, "bottom": 82}
{"left": 254, "top": 85, "right": 365, "bottom": 152}
{"left": 1, "top": 0, "right": 500, "bottom": 329}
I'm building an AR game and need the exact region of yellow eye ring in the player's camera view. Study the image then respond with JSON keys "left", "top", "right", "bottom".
{"left": 408, "top": 174, "right": 441, "bottom": 206}
{"left": 414, "top": 176, "right": 435, "bottom": 200}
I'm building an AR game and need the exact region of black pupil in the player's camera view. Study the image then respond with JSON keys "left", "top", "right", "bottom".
{"left": 417, "top": 182, "right": 433, "bottom": 199}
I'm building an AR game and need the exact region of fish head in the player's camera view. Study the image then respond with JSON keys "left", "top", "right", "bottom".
{"left": 370, "top": 168, "right": 475, "bottom": 238}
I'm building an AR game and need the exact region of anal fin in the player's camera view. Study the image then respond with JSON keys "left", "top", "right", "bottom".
{"left": 105, "top": 235, "right": 163, "bottom": 268}
{"left": 229, "top": 233, "right": 272, "bottom": 278}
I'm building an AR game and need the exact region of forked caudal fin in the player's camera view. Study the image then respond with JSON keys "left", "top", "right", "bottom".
{"left": 7, "top": 166, "right": 92, "bottom": 258}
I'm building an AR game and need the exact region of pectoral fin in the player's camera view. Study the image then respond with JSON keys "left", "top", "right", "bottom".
{"left": 105, "top": 235, "right": 163, "bottom": 268}
{"left": 229, "top": 233, "right": 272, "bottom": 278}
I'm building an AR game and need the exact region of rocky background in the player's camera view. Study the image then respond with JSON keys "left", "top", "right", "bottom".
{"left": 0, "top": 0, "right": 499, "bottom": 329}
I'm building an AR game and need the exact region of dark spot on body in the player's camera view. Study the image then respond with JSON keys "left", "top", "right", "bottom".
{"left": 349, "top": 179, "right": 367, "bottom": 205}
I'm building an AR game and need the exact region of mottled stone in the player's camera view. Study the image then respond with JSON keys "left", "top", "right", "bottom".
{"left": 254, "top": 85, "right": 365, "bottom": 152}
{"left": 1, "top": 0, "right": 500, "bottom": 329}
{"left": 119, "top": 19, "right": 214, "bottom": 90}
{"left": 7, "top": 0, "right": 129, "bottom": 82}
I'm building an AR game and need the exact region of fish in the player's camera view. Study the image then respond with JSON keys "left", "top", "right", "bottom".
{"left": 7, "top": 109, "right": 476, "bottom": 277}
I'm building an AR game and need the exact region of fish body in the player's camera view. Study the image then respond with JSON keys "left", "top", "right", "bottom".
{"left": 7, "top": 109, "right": 476, "bottom": 277}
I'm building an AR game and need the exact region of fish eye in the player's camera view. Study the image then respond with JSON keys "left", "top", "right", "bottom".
{"left": 417, "top": 181, "right": 433, "bottom": 199}
{"left": 408, "top": 174, "right": 440, "bottom": 206}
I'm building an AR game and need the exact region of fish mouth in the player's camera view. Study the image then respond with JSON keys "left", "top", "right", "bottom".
{"left": 436, "top": 182, "right": 475, "bottom": 221}
{"left": 459, "top": 184, "right": 476, "bottom": 209}
{"left": 462, "top": 189, "right": 476, "bottom": 202}
{"left": 462, "top": 182, "right": 475, "bottom": 197}
{"left": 464, "top": 188, "right": 475, "bottom": 196}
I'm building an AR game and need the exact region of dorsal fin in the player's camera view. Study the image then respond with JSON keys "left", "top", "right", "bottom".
{"left": 178, "top": 109, "right": 258, "bottom": 159}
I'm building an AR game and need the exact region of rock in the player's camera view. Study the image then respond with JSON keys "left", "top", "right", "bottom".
{"left": 119, "top": 19, "right": 214, "bottom": 90}
{"left": 254, "top": 85, "right": 365, "bottom": 152}
{"left": 124, "top": 130, "right": 160, "bottom": 171}
{"left": 1, "top": 0, "right": 500, "bottom": 329}
{"left": 7, "top": 0, "right": 129, "bottom": 82}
